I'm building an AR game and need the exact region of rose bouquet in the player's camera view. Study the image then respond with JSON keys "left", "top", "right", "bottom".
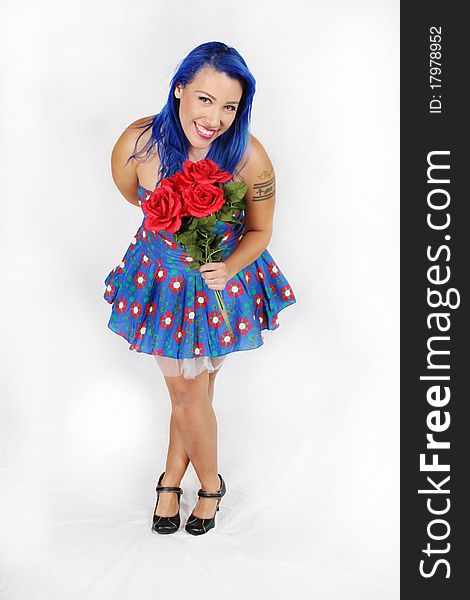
{"left": 141, "top": 158, "right": 248, "bottom": 338}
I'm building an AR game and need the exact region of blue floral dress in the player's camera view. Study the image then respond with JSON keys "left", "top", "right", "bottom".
{"left": 103, "top": 181, "right": 297, "bottom": 373}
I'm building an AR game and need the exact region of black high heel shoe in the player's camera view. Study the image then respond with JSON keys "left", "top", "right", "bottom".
{"left": 185, "top": 474, "right": 226, "bottom": 536}
{"left": 152, "top": 471, "right": 183, "bottom": 534}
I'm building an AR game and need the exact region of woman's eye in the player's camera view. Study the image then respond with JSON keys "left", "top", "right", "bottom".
{"left": 198, "top": 96, "right": 236, "bottom": 112}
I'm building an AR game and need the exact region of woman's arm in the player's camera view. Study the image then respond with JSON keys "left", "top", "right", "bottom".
{"left": 223, "top": 135, "right": 276, "bottom": 279}
{"left": 110, "top": 119, "right": 145, "bottom": 207}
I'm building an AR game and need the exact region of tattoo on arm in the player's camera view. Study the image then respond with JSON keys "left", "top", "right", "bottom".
{"left": 252, "top": 170, "right": 276, "bottom": 201}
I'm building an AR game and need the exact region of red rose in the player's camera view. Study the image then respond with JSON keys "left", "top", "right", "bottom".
{"left": 159, "top": 177, "right": 177, "bottom": 188}
{"left": 161, "top": 173, "right": 186, "bottom": 193}
{"left": 142, "top": 185, "right": 184, "bottom": 234}
{"left": 156, "top": 174, "right": 193, "bottom": 216}
{"left": 182, "top": 183, "right": 225, "bottom": 218}
{"left": 179, "top": 158, "right": 233, "bottom": 186}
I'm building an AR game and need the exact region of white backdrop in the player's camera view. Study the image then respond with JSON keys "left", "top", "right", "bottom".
{"left": 0, "top": 1, "right": 399, "bottom": 598}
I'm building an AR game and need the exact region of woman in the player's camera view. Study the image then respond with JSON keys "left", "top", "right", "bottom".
{"left": 103, "top": 42, "right": 296, "bottom": 536}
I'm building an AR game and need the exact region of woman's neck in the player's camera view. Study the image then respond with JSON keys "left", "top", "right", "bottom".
{"left": 187, "top": 147, "right": 210, "bottom": 163}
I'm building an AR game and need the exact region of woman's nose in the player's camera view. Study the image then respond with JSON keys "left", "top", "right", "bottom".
{"left": 204, "top": 106, "right": 223, "bottom": 128}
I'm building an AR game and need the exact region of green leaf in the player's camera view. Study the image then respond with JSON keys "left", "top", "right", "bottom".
{"left": 187, "top": 245, "right": 204, "bottom": 261}
{"left": 217, "top": 202, "right": 240, "bottom": 219}
{"left": 197, "top": 214, "right": 216, "bottom": 227}
{"left": 216, "top": 213, "right": 232, "bottom": 223}
{"left": 231, "top": 198, "right": 246, "bottom": 209}
{"left": 192, "top": 214, "right": 217, "bottom": 233}
{"left": 218, "top": 214, "right": 242, "bottom": 224}
{"left": 224, "top": 181, "right": 248, "bottom": 201}
{"left": 177, "top": 230, "right": 198, "bottom": 245}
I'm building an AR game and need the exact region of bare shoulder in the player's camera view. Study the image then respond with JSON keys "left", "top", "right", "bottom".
{"left": 112, "top": 115, "right": 155, "bottom": 164}
{"left": 241, "top": 134, "right": 276, "bottom": 202}
{"left": 248, "top": 133, "right": 272, "bottom": 161}
{"left": 111, "top": 115, "right": 155, "bottom": 203}
{"left": 129, "top": 114, "right": 155, "bottom": 138}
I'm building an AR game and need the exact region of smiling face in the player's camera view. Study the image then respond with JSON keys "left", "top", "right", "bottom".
{"left": 174, "top": 66, "right": 244, "bottom": 161}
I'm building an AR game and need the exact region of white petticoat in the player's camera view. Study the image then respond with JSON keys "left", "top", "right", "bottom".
{"left": 154, "top": 355, "right": 228, "bottom": 379}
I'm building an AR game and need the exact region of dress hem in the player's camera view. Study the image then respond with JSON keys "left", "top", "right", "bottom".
{"left": 105, "top": 296, "right": 297, "bottom": 360}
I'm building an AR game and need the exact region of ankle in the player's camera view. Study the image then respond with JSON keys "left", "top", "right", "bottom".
{"left": 199, "top": 475, "right": 221, "bottom": 492}
{"left": 160, "top": 473, "right": 182, "bottom": 487}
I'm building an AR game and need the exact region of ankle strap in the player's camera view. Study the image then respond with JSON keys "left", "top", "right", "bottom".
{"left": 157, "top": 485, "right": 183, "bottom": 495}
{"left": 198, "top": 489, "right": 222, "bottom": 498}
{"left": 156, "top": 472, "right": 182, "bottom": 495}
{"left": 197, "top": 474, "right": 224, "bottom": 498}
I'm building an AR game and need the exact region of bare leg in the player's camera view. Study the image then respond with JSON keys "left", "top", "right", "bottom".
{"left": 207, "top": 370, "right": 217, "bottom": 404}
{"left": 188, "top": 370, "right": 221, "bottom": 518}
{"left": 155, "top": 369, "right": 221, "bottom": 517}
{"left": 154, "top": 413, "right": 190, "bottom": 517}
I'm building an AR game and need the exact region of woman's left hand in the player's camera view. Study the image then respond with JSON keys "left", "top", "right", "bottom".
{"left": 199, "top": 262, "right": 231, "bottom": 290}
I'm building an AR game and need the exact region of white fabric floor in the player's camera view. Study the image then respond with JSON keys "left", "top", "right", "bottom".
{"left": 1, "top": 331, "right": 399, "bottom": 600}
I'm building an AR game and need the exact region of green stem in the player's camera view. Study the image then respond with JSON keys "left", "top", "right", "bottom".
{"left": 214, "top": 289, "right": 235, "bottom": 338}
{"left": 207, "top": 248, "right": 221, "bottom": 261}
{"left": 199, "top": 231, "right": 233, "bottom": 336}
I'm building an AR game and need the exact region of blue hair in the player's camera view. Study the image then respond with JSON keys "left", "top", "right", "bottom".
{"left": 127, "top": 41, "right": 256, "bottom": 184}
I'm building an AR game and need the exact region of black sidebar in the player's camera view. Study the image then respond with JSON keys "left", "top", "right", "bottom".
{"left": 401, "top": 3, "right": 468, "bottom": 598}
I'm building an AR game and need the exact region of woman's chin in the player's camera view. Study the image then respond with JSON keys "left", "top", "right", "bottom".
{"left": 188, "top": 136, "right": 212, "bottom": 150}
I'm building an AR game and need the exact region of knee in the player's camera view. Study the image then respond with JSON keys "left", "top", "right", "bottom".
{"left": 168, "top": 381, "right": 208, "bottom": 412}
{"left": 168, "top": 383, "right": 191, "bottom": 409}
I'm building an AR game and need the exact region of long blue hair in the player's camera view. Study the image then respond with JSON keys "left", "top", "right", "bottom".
{"left": 127, "top": 41, "right": 256, "bottom": 184}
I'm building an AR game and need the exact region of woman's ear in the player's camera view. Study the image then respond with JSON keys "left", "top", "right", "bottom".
{"left": 174, "top": 83, "right": 182, "bottom": 99}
